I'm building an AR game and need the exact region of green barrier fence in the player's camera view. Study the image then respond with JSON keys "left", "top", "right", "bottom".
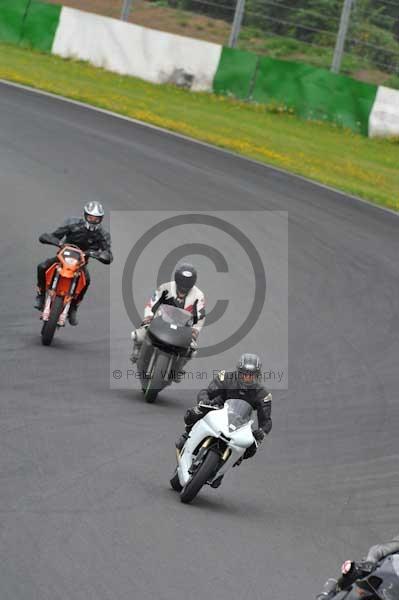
{"left": 213, "top": 47, "right": 258, "bottom": 101}
{"left": 20, "top": 1, "right": 61, "bottom": 52}
{"left": 0, "top": 0, "right": 30, "bottom": 45}
{"left": 252, "top": 57, "right": 378, "bottom": 136}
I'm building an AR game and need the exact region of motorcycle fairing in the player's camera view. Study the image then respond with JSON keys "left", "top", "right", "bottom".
{"left": 148, "top": 316, "right": 192, "bottom": 349}
{"left": 44, "top": 262, "right": 86, "bottom": 298}
{"left": 42, "top": 245, "right": 87, "bottom": 325}
{"left": 177, "top": 404, "right": 255, "bottom": 487}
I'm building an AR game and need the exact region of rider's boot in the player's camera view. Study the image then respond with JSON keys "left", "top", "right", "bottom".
{"left": 130, "top": 343, "right": 141, "bottom": 364}
{"left": 68, "top": 302, "right": 79, "bottom": 326}
{"left": 129, "top": 330, "right": 141, "bottom": 364}
{"left": 34, "top": 289, "right": 45, "bottom": 311}
{"left": 175, "top": 347, "right": 195, "bottom": 383}
{"left": 210, "top": 475, "right": 224, "bottom": 488}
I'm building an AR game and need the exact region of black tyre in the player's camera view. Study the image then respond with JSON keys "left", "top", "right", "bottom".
{"left": 180, "top": 449, "right": 220, "bottom": 504}
{"left": 41, "top": 296, "right": 64, "bottom": 346}
{"left": 170, "top": 468, "right": 183, "bottom": 492}
{"left": 144, "top": 353, "right": 170, "bottom": 404}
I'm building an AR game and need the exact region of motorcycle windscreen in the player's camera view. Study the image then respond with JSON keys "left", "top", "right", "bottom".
{"left": 149, "top": 305, "right": 193, "bottom": 349}
{"left": 154, "top": 305, "right": 193, "bottom": 327}
{"left": 225, "top": 399, "right": 253, "bottom": 431}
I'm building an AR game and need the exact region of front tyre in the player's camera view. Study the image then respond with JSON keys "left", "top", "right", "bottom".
{"left": 180, "top": 449, "right": 220, "bottom": 504}
{"left": 144, "top": 353, "right": 170, "bottom": 404}
{"left": 41, "top": 296, "right": 64, "bottom": 346}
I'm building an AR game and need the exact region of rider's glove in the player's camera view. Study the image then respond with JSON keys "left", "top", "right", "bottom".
{"left": 253, "top": 429, "right": 265, "bottom": 443}
{"left": 356, "top": 560, "right": 375, "bottom": 574}
{"left": 184, "top": 406, "right": 204, "bottom": 426}
{"left": 336, "top": 559, "right": 373, "bottom": 592}
{"left": 142, "top": 315, "right": 153, "bottom": 326}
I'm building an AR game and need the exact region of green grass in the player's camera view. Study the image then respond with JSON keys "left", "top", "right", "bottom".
{"left": 238, "top": 30, "right": 399, "bottom": 86}
{"left": 0, "top": 42, "right": 398, "bottom": 211}
{"left": 385, "top": 74, "right": 399, "bottom": 90}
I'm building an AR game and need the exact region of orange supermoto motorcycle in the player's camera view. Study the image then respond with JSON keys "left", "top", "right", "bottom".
{"left": 39, "top": 242, "right": 96, "bottom": 346}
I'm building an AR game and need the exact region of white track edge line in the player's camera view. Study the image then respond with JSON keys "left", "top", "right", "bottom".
{"left": 1, "top": 77, "right": 397, "bottom": 218}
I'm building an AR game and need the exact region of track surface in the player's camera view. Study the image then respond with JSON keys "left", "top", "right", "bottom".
{"left": 0, "top": 82, "right": 398, "bottom": 600}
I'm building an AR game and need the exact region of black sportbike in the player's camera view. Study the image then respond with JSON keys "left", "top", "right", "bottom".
{"left": 321, "top": 556, "right": 399, "bottom": 600}
{"left": 136, "top": 305, "right": 193, "bottom": 403}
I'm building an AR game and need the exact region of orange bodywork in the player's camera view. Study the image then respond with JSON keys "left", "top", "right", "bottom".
{"left": 44, "top": 245, "right": 87, "bottom": 302}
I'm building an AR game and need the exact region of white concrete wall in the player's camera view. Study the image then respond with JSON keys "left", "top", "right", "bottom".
{"left": 369, "top": 86, "right": 399, "bottom": 138}
{"left": 52, "top": 7, "right": 222, "bottom": 92}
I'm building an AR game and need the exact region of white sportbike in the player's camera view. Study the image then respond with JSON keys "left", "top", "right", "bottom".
{"left": 171, "top": 398, "right": 258, "bottom": 503}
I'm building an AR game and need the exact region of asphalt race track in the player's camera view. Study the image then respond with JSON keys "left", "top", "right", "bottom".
{"left": 0, "top": 81, "right": 398, "bottom": 600}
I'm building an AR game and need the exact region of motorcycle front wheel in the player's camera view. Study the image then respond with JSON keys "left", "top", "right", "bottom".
{"left": 180, "top": 449, "right": 220, "bottom": 504}
{"left": 41, "top": 296, "right": 64, "bottom": 346}
{"left": 143, "top": 353, "right": 170, "bottom": 403}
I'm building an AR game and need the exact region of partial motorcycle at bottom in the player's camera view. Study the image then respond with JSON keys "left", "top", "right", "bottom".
{"left": 135, "top": 305, "right": 194, "bottom": 404}
{"left": 171, "top": 398, "right": 258, "bottom": 504}
{"left": 318, "top": 556, "right": 399, "bottom": 600}
{"left": 38, "top": 236, "right": 107, "bottom": 346}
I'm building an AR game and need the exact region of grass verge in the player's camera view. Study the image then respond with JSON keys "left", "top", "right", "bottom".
{"left": 0, "top": 42, "right": 398, "bottom": 211}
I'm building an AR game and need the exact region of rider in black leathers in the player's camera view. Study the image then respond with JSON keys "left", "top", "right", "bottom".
{"left": 316, "top": 534, "right": 399, "bottom": 599}
{"left": 176, "top": 353, "right": 272, "bottom": 486}
{"left": 35, "top": 201, "right": 113, "bottom": 325}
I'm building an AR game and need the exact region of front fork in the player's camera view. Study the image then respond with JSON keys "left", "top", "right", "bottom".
{"left": 187, "top": 438, "right": 231, "bottom": 475}
{"left": 42, "top": 271, "right": 78, "bottom": 325}
{"left": 58, "top": 277, "right": 78, "bottom": 326}
{"left": 42, "top": 271, "right": 60, "bottom": 321}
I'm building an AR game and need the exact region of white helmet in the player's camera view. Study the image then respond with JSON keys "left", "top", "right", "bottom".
{"left": 84, "top": 201, "right": 104, "bottom": 231}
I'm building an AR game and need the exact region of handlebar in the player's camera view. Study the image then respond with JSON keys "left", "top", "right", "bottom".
{"left": 39, "top": 235, "right": 110, "bottom": 264}
{"left": 39, "top": 233, "right": 61, "bottom": 247}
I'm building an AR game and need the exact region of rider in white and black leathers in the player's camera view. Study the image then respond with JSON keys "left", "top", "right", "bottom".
{"left": 130, "top": 263, "right": 206, "bottom": 364}
{"left": 317, "top": 534, "right": 399, "bottom": 599}
{"left": 176, "top": 354, "right": 272, "bottom": 464}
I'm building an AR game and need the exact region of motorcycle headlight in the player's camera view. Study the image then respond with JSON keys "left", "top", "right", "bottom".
{"left": 64, "top": 257, "right": 78, "bottom": 266}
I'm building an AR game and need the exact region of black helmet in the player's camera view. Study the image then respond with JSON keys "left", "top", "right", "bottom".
{"left": 174, "top": 263, "right": 197, "bottom": 294}
{"left": 237, "top": 353, "right": 262, "bottom": 388}
{"left": 84, "top": 200, "right": 104, "bottom": 231}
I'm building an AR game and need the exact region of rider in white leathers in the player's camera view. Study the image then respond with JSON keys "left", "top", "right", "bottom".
{"left": 130, "top": 263, "right": 206, "bottom": 364}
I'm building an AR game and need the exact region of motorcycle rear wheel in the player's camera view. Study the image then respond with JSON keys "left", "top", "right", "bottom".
{"left": 41, "top": 296, "right": 64, "bottom": 346}
{"left": 180, "top": 449, "right": 220, "bottom": 504}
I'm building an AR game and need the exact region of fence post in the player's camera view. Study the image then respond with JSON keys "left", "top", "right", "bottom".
{"left": 121, "top": 0, "right": 133, "bottom": 21}
{"left": 228, "top": 0, "right": 246, "bottom": 48}
{"left": 331, "top": 0, "right": 354, "bottom": 74}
